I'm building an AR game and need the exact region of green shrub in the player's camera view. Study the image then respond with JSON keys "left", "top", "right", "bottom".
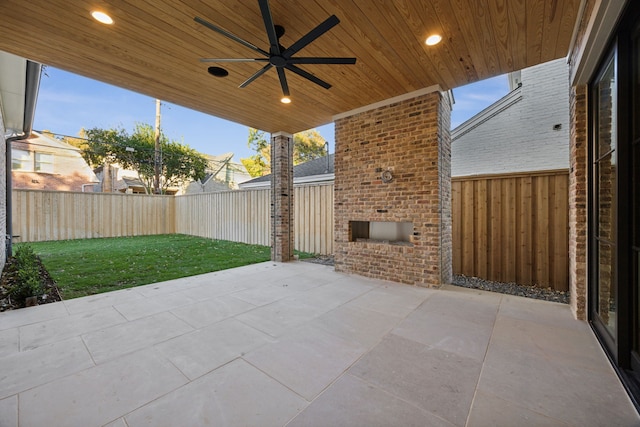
{"left": 8, "top": 245, "right": 44, "bottom": 305}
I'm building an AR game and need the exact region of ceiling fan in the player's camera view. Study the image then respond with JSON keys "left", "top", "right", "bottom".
{"left": 194, "top": 0, "right": 356, "bottom": 99}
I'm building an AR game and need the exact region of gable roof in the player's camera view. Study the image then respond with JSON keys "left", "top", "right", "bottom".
{"left": 240, "top": 154, "right": 334, "bottom": 188}
{"left": 451, "top": 58, "right": 570, "bottom": 177}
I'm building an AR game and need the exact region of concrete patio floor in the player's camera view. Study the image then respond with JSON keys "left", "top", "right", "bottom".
{"left": 0, "top": 261, "right": 638, "bottom": 426}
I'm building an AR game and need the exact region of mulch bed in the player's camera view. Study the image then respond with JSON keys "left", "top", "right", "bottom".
{"left": 0, "top": 255, "right": 62, "bottom": 311}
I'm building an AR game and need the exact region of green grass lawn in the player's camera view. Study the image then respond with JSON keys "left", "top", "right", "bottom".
{"left": 18, "top": 234, "right": 311, "bottom": 300}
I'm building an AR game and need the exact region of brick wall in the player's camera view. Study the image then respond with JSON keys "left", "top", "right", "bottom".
{"left": 334, "top": 91, "right": 452, "bottom": 287}
{"left": 270, "top": 132, "right": 294, "bottom": 262}
{"left": 569, "top": 85, "right": 588, "bottom": 320}
{"left": 567, "top": 0, "right": 596, "bottom": 320}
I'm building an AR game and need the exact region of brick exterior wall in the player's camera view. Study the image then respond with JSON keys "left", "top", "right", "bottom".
{"left": 569, "top": 85, "right": 588, "bottom": 320}
{"left": 334, "top": 91, "right": 452, "bottom": 287}
{"left": 0, "top": 108, "right": 6, "bottom": 272}
{"left": 452, "top": 58, "right": 570, "bottom": 176}
{"left": 270, "top": 132, "right": 294, "bottom": 262}
{"left": 567, "top": 0, "right": 596, "bottom": 320}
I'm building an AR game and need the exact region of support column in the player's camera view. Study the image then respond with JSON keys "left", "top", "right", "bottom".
{"left": 569, "top": 84, "right": 588, "bottom": 320}
{"left": 270, "top": 131, "right": 294, "bottom": 262}
{"left": 334, "top": 90, "right": 452, "bottom": 286}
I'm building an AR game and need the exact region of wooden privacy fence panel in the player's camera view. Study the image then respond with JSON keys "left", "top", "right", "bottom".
{"left": 452, "top": 170, "right": 569, "bottom": 291}
{"left": 174, "top": 189, "right": 271, "bottom": 247}
{"left": 174, "top": 185, "right": 334, "bottom": 255}
{"left": 12, "top": 190, "right": 175, "bottom": 242}
{"left": 294, "top": 184, "right": 334, "bottom": 255}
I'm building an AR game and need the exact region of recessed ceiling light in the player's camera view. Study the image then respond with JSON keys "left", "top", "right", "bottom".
{"left": 91, "top": 11, "right": 113, "bottom": 25}
{"left": 207, "top": 66, "right": 229, "bottom": 77}
{"left": 425, "top": 34, "right": 442, "bottom": 46}
{"left": 281, "top": 97, "right": 291, "bottom": 104}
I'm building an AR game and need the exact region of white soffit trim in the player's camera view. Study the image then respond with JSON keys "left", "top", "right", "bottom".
{"left": 571, "top": 0, "right": 627, "bottom": 85}
{"left": 333, "top": 85, "right": 442, "bottom": 121}
{"left": 0, "top": 51, "right": 27, "bottom": 134}
{"left": 451, "top": 87, "right": 523, "bottom": 141}
{"left": 240, "top": 173, "right": 335, "bottom": 189}
{"left": 271, "top": 131, "right": 293, "bottom": 138}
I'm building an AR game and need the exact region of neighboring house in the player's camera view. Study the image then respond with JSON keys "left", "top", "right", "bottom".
{"left": 0, "top": 50, "right": 41, "bottom": 270}
{"left": 240, "top": 153, "right": 334, "bottom": 189}
{"left": 11, "top": 131, "right": 99, "bottom": 192}
{"left": 185, "top": 153, "right": 252, "bottom": 193}
{"left": 93, "top": 152, "right": 250, "bottom": 195}
{"left": 451, "top": 58, "right": 570, "bottom": 176}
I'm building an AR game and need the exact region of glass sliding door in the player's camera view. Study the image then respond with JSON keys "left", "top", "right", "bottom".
{"left": 589, "top": 2, "right": 640, "bottom": 405}
{"left": 631, "top": 22, "right": 640, "bottom": 370}
{"left": 592, "top": 53, "right": 618, "bottom": 341}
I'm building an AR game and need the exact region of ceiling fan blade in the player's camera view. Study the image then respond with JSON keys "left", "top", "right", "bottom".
{"left": 286, "top": 57, "right": 356, "bottom": 65}
{"left": 277, "top": 68, "right": 290, "bottom": 96}
{"left": 200, "top": 58, "right": 269, "bottom": 63}
{"left": 258, "top": 0, "right": 281, "bottom": 56}
{"left": 283, "top": 15, "right": 340, "bottom": 59}
{"left": 194, "top": 16, "right": 269, "bottom": 57}
{"left": 239, "top": 63, "right": 273, "bottom": 88}
{"left": 285, "top": 64, "right": 332, "bottom": 89}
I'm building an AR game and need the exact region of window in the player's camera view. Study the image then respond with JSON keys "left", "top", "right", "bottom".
{"left": 35, "top": 153, "right": 54, "bottom": 173}
{"left": 12, "top": 149, "right": 32, "bottom": 171}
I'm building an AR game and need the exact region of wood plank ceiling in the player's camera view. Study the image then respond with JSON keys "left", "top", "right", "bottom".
{"left": 0, "top": 0, "right": 580, "bottom": 134}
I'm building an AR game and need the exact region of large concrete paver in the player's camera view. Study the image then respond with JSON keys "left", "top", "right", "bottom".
{"left": 0, "top": 262, "right": 636, "bottom": 426}
{"left": 124, "top": 359, "right": 306, "bottom": 427}
{"left": 18, "top": 348, "right": 188, "bottom": 427}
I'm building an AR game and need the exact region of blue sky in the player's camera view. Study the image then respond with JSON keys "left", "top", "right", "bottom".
{"left": 33, "top": 67, "right": 510, "bottom": 161}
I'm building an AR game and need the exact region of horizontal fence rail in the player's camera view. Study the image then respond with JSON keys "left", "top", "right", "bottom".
{"left": 452, "top": 170, "right": 569, "bottom": 291}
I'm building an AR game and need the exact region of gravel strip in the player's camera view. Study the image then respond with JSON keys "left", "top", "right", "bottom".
{"left": 301, "top": 255, "right": 335, "bottom": 266}
{"left": 451, "top": 274, "right": 569, "bottom": 304}
{"left": 301, "top": 257, "right": 568, "bottom": 304}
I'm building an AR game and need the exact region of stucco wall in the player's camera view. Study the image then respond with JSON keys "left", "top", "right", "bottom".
{"left": 0, "top": 106, "right": 6, "bottom": 271}
{"left": 452, "top": 58, "right": 570, "bottom": 176}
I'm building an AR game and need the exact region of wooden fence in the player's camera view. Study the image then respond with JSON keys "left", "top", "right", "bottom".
{"left": 452, "top": 170, "right": 569, "bottom": 290}
{"left": 13, "top": 183, "right": 335, "bottom": 255}
{"left": 174, "top": 189, "right": 271, "bottom": 246}
{"left": 173, "top": 184, "right": 334, "bottom": 255}
{"left": 12, "top": 189, "right": 175, "bottom": 242}
{"left": 13, "top": 174, "right": 568, "bottom": 288}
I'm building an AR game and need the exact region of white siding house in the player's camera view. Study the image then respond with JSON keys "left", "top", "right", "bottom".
{"left": 452, "top": 58, "right": 570, "bottom": 176}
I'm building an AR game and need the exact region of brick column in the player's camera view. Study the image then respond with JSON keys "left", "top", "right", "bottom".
{"left": 270, "top": 131, "right": 294, "bottom": 262}
{"left": 334, "top": 90, "right": 452, "bottom": 286}
{"left": 569, "top": 84, "right": 588, "bottom": 320}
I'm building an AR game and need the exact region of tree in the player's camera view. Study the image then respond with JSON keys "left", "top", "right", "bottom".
{"left": 241, "top": 128, "right": 270, "bottom": 177}
{"left": 83, "top": 124, "right": 207, "bottom": 194}
{"left": 293, "top": 129, "right": 327, "bottom": 164}
{"left": 240, "top": 128, "right": 327, "bottom": 178}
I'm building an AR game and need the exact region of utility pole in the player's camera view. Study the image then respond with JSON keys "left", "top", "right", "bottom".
{"left": 154, "top": 99, "right": 161, "bottom": 194}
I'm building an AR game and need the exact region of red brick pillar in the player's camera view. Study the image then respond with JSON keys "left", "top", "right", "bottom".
{"left": 569, "top": 84, "right": 588, "bottom": 320}
{"left": 334, "top": 90, "right": 452, "bottom": 286}
{"left": 271, "top": 132, "right": 294, "bottom": 262}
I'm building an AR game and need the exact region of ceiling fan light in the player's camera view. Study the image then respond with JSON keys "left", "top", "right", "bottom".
{"left": 207, "top": 66, "right": 229, "bottom": 77}
{"left": 91, "top": 11, "right": 113, "bottom": 25}
{"left": 281, "top": 97, "right": 291, "bottom": 104}
{"left": 425, "top": 34, "right": 442, "bottom": 46}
